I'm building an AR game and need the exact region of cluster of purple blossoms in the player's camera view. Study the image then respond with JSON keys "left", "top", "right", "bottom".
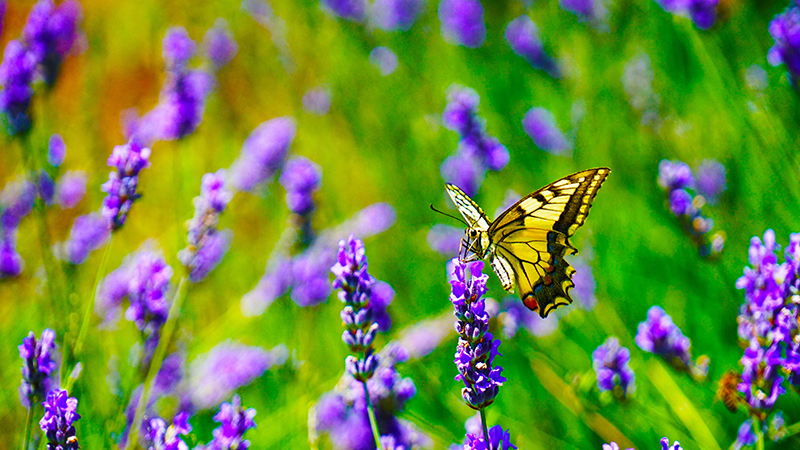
{"left": 280, "top": 157, "right": 322, "bottom": 244}
{"left": 636, "top": 306, "right": 707, "bottom": 377}
{"left": 522, "top": 107, "right": 572, "bottom": 156}
{"left": 592, "top": 337, "right": 635, "bottom": 397}
{"left": 229, "top": 117, "right": 296, "bottom": 192}
{"left": 504, "top": 15, "right": 560, "bottom": 78}
{"left": 206, "top": 395, "right": 257, "bottom": 450}
{"left": 653, "top": 0, "right": 719, "bottom": 30}
{"left": 0, "top": 177, "right": 35, "bottom": 276}
{"left": 40, "top": 389, "right": 80, "bottom": 450}
{"left": 603, "top": 438, "right": 682, "bottom": 450}
{"left": 314, "top": 345, "right": 431, "bottom": 450}
{"left": 0, "top": 0, "right": 83, "bottom": 134}
{"left": 370, "top": 0, "right": 425, "bottom": 31}
{"left": 438, "top": 0, "right": 486, "bottom": 48}
{"left": 178, "top": 170, "right": 233, "bottom": 283}
{"left": 450, "top": 259, "right": 506, "bottom": 409}
{"left": 441, "top": 85, "right": 509, "bottom": 196}
{"left": 451, "top": 415, "right": 517, "bottom": 450}
{"left": 657, "top": 159, "right": 726, "bottom": 258}
{"left": 332, "top": 235, "right": 393, "bottom": 381}
{"left": 146, "top": 412, "right": 191, "bottom": 450}
{"left": 736, "top": 230, "right": 800, "bottom": 420}
{"left": 622, "top": 53, "right": 661, "bottom": 127}
{"left": 768, "top": 4, "right": 800, "bottom": 87}
{"left": 19, "top": 328, "right": 60, "bottom": 408}
{"left": 101, "top": 140, "right": 152, "bottom": 230}
{"left": 321, "top": 0, "right": 367, "bottom": 22}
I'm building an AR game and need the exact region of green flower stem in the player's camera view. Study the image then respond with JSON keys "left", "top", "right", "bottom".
{"left": 65, "top": 236, "right": 113, "bottom": 392}
{"left": 479, "top": 408, "right": 491, "bottom": 450}
{"left": 128, "top": 276, "right": 188, "bottom": 448}
{"left": 754, "top": 416, "right": 765, "bottom": 450}
{"left": 362, "top": 380, "right": 382, "bottom": 449}
{"left": 21, "top": 405, "right": 35, "bottom": 450}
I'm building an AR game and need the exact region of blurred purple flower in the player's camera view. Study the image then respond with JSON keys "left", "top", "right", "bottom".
{"left": 635, "top": 306, "right": 694, "bottom": 368}
{"left": 321, "top": 0, "right": 367, "bottom": 22}
{"left": 291, "top": 249, "right": 335, "bottom": 307}
{"left": 0, "top": 228, "right": 23, "bottom": 277}
{"left": 206, "top": 395, "right": 256, "bottom": 450}
{"left": 126, "top": 252, "right": 173, "bottom": 336}
{"left": 426, "top": 223, "right": 462, "bottom": 257}
{"left": 570, "top": 252, "right": 597, "bottom": 310}
{"left": 440, "top": 150, "right": 485, "bottom": 198}
{"left": 280, "top": 156, "right": 322, "bottom": 216}
{"left": 769, "top": 5, "right": 800, "bottom": 86}
{"left": 668, "top": 188, "right": 692, "bottom": 216}
{"left": 19, "top": 328, "right": 60, "bottom": 408}
{"left": 397, "top": 314, "right": 453, "bottom": 359}
{"left": 660, "top": 438, "right": 683, "bottom": 450}
{"left": 101, "top": 141, "right": 151, "bottom": 230}
{"left": 561, "top": 0, "right": 608, "bottom": 26}
{"left": 55, "top": 171, "right": 87, "bottom": 209}
{"left": 504, "top": 16, "right": 560, "bottom": 77}
{"left": 163, "top": 27, "right": 196, "bottom": 68}
{"left": 0, "top": 40, "right": 37, "bottom": 134}
{"left": 187, "top": 342, "right": 288, "bottom": 410}
{"left": 438, "top": 0, "right": 486, "bottom": 48}
{"left": 158, "top": 68, "right": 214, "bottom": 140}
{"left": 602, "top": 443, "right": 631, "bottom": 450}
{"left": 23, "top": 0, "right": 84, "bottom": 86}
{"left": 204, "top": 19, "right": 238, "bottom": 70}
{"left": 146, "top": 412, "right": 191, "bottom": 450}
{"left": 450, "top": 259, "right": 506, "bottom": 409}
{"left": 522, "top": 107, "right": 572, "bottom": 156}
{"left": 48, "top": 133, "right": 66, "bottom": 167}
{"left": 653, "top": 0, "right": 718, "bottom": 30}
{"left": 500, "top": 300, "right": 559, "bottom": 339}
{"left": 592, "top": 337, "right": 635, "bottom": 396}
{"left": 1, "top": 177, "right": 36, "bottom": 228}
{"left": 369, "top": 46, "right": 398, "bottom": 76}
{"left": 39, "top": 389, "right": 80, "bottom": 450}
{"left": 38, "top": 171, "right": 56, "bottom": 205}
{"left": 658, "top": 160, "right": 694, "bottom": 190}
{"left": 303, "top": 87, "right": 332, "bottom": 115}
{"left": 461, "top": 424, "right": 516, "bottom": 450}
{"left": 230, "top": 117, "right": 296, "bottom": 192}
{"left": 442, "top": 85, "right": 481, "bottom": 135}
{"left": 370, "top": 0, "right": 425, "bottom": 31}
{"left": 734, "top": 419, "right": 756, "bottom": 450}
{"left": 56, "top": 213, "right": 110, "bottom": 265}
{"left": 695, "top": 159, "right": 726, "bottom": 204}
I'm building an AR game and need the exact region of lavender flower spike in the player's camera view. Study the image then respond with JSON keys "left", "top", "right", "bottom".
{"left": 280, "top": 157, "right": 322, "bottom": 217}
{"left": 0, "top": 40, "right": 37, "bottom": 134}
{"left": 23, "top": 0, "right": 84, "bottom": 85}
{"left": 40, "top": 389, "right": 80, "bottom": 450}
{"left": 768, "top": 5, "right": 800, "bottom": 86}
{"left": 102, "top": 141, "right": 151, "bottom": 230}
{"left": 146, "top": 412, "right": 191, "bottom": 450}
{"left": 207, "top": 395, "right": 257, "bottom": 450}
{"left": 48, "top": 133, "right": 67, "bottom": 167}
{"left": 504, "top": 15, "right": 560, "bottom": 78}
{"left": 230, "top": 117, "right": 296, "bottom": 192}
{"left": 635, "top": 306, "right": 693, "bottom": 368}
{"left": 19, "top": 328, "right": 60, "bottom": 408}
{"left": 592, "top": 337, "right": 635, "bottom": 397}
{"left": 203, "top": 19, "right": 238, "bottom": 70}
{"left": 439, "top": 0, "right": 486, "bottom": 48}
{"left": 56, "top": 213, "right": 110, "bottom": 265}
{"left": 450, "top": 259, "right": 506, "bottom": 409}
{"left": 522, "top": 107, "right": 572, "bottom": 156}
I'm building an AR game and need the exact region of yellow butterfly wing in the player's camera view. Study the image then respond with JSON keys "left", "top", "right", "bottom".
{"left": 489, "top": 168, "right": 609, "bottom": 318}
{"left": 445, "top": 183, "right": 490, "bottom": 231}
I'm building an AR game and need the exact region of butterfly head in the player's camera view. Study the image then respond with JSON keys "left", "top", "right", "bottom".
{"left": 459, "top": 227, "right": 490, "bottom": 262}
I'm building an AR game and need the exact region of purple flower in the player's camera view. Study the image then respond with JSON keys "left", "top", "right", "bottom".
{"left": 500, "top": 300, "right": 559, "bottom": 339}
{"left": 560, "top": 0, "right": 608, "bottom": 26}
{"left": 397, "top": 315, "right": 453, "bottom": 359}
{"left": 369, "top": 46, "right": 399, "bottom": 76}
{"left": 56, "top": 213, "right": 110, "bottom": 265}
{"left": 55, "top": 171, "right": 87, "bottom": 209}
{"left": 440, "top": 151, "right": 486, "bottom": 198}
{"left": 370, "top": 0, "right": 425, "bottom": 31}
{"left": 38, "top": 171, "right": 56, "bottom": 205}
{"left": 504, "top": 15, "right": 560, "bottom": 78}
{"left": 1, "top": 177, "right": 36, "bottom": 228}
{"left": 23, "top": 0, "right": 84, "bottom": 85}
{"left": 602, "top": 443, "right": 632, "bottom": 450}
{"left": 179, "top": 169, "right": 233, "bottom": 282}
{"left": 734, "top": 419, "right": 757, "bottom": 450}
{"left": 158, "top": 68, "right": 214, "bottom": 140}
{"left": 101, "top": 141, "right": 151, "bottom": 230}
{"left": 48, "top": 133, "right": 66, "bottom": 166}
{"left": 0, "top": 228, "right": 24, "bottom": 277}
{"left": 522, "top": 107, "right": 572, "bottom": 156}
{"left": 0, "top": 40, "right": 37, "bottom": 134}
{"left": 668, "top": 188, "right": 693, "bottom": 216}
{"left": 461, "top": 424, "right": 517, "bottom": 450}
{"left": 653, "top": 0, "right": 718, "bottom": 30}
{"left": 321, "top": 0, "right": 367, "bottom": 22}
{"left": 126, "top": 252, "right": 173, "bottom": 335}
{"left": 163, "top": 27, "right": 196, "bottom": 68}
{"left": 303, "top": 87, "right": 332, "bottom": 115}
{"left": 203, "top": 19, "right": 238, "bottom": 70}
{"left": 442, "top": 85, "right": 481, "bottom": 134}
{"left": 39, "top": 389, "right": 80, "bottom": 450}
{"left": 768, "top": 5, "right": 800, "bottom": 85}
{"left": 187, "top": 342, "right": 288, "bottom": 410}
{"left": 438, "top": 0, "right": 486, "bottom": 48}
{"left": 206, "top": 395, "right": 256, "bottom": 450}
{"left": 592, "top": 337, "right": 635, "bottom": 396}
{"left": 332, "top": 235, "right": 387, "bottom": 381}
{"left": 570, "top": 252, "right": 597, "bottom": 310}
{"left": 146, "top": 412, "right": 191, "bottom": 450}
{"left": 280, "top": 156, "right": 322, "bottom": 216}
{"left": 450, "top": 259, "right": 506, "bottom": 409}
{"left": 695, "top": 159, "right": 726, "bottom": 204}
{"left": 635, "top": 306, "right": 694, "bottom": 368}
{"left": 291, "top": 249, "right": 335, "bottom": 307}
{"left": 660, "top": 438, "right": 683, "bottom": 450}
{"left": 19, "top": 328, "right": 60, "bottom": 408}
{"left": 426, "top": 223, "right": 463, "bottom": 256}
{"left": 230, "top": 117, "right": 296, "bottom": 192}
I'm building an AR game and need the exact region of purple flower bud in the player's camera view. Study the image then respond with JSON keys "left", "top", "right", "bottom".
{"left": 369, "top": 46, "right": 399, "bottom": 76}
{"left": 230, "top": 117, "right": 296, "bottom": 191}
{"left": 38, "top": 171, "right": 55, "bottom": 205}
{"left": 635, "top": 306, "right": 694, "bottom": 368}
{"left": 668, "top": 188, "right": 693, "bottom": 216}
{"left": 0, "top": 228, "right": 24, "bottom": 277}
{"left": 56, "top": 213, "right": 110, "bottom": 265}
{"left": 302, "top": 87, "right": 332, "bottom": 116}
{"left": 592, "top": 337, "right": 635, "bottom": 396}
{"left": 39, "top": 389, "right": 80, "bottom": 450}
{"left": 440, "top": 152, "right": 485, "bottom": 198}
{"left": 370, "top": 0, "right": 425, "bottom": 31}
{"left": 504, "top": 15, "right": 560, "bottom": 77}
{"left": 657, "top": 159, "right": 694, "bottom": 190}
{"left": 48, "top": 133, "right": 66, "bottom": 166}
{"left": 462, "top": 424, "right": 517, "bottom": 450}
{"left": 438, "top": 0, "right": 486, "bottom": 48}
{"left": 102, "top": 141, "right": 151, "bottom": 229}
{"left": 695, "top": 159, "right": 726, "bottom": 204}
{"left": 23, "top": 0, "right": 84, "bottom": 86}
{"left": 19, "top": 328, "right": 60, "bottom": 408}
{"left": 321, "top": 0, "right": 367, "bottom": 22}
{"left": 146, "top": 412, "right": 191, "bottom": 450}
{"left": 158, "top": 69, "right": 214, "bottom": 140}
{"left": 1, "top": 177, "right": 36, "bottom": 228}
{"left": 207, "top": 395, "right": 256, "bottom": 450}
{"left": 204, "top": 19, "right": 238, "bottom": 70}
{"left": 522, "top": 107, "right": 572, "bottom": 156}
{"left": 163, "top": 27, "right": 196, "bottom": 68}
{"left": 0, "top": 40, "right": 37, "bottom": 134}
{"left": 280, "top": 156, "right": 322, "bottom": 216}
{"left": 55, "top": 171, "right": 86, "bottom": 209}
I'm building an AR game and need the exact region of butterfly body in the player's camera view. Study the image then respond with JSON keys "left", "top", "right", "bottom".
{"left": 446, "top": 167, "right": 609, "bottom": 318}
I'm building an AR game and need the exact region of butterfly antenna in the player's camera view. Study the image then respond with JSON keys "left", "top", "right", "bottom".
{"left": 430, "top": 204, "right": 467, "bottom": 226}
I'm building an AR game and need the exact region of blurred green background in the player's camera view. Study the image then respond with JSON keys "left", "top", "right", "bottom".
{"left": 2, "top": 0, "right": 800, "bottom": 448}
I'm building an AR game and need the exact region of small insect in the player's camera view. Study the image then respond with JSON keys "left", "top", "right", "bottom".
{"left": 716, "top": 370, "right": 742, "bottom": 413}
{"left": 445, "top": 168, "right": 609, "bottom": 318}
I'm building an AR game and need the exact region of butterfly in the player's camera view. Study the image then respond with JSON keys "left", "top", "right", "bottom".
{"left": 446, "top": 167, "right": 609, "bottom": 318}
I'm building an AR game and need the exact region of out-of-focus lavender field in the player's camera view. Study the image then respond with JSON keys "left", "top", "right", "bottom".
{"left": 3, "top": 0, "right": 800, "bottom": 449}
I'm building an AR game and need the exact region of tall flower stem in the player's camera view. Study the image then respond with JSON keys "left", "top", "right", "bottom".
{"left": 480, "top": 408, "right": 491, "bottom": 450}
{"left": 66, "top": 236, "right": 113, "bottom": 391}
{"left": 21, "top": 405, "right": 35, "bottom": 450}
{"left": 753, "top": 417, "right": 764, "bottom": 450}
{"left": 362, "top": 380, "right": 382, "bottom": 449}
{"left": 128, "top": 276, "right": 188, "bottom": 447}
